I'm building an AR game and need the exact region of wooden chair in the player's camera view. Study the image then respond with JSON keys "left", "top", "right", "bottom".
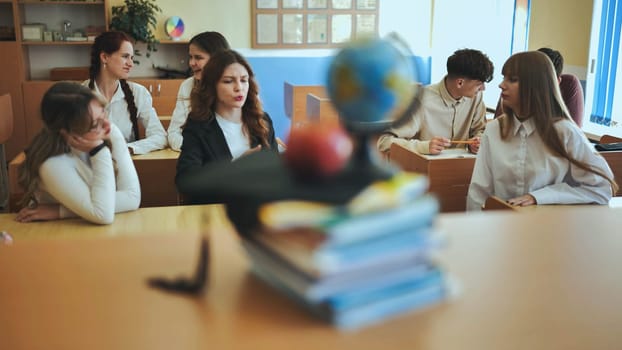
{"left": 0, "top": 94, "right": 14, "bottom": 211}
{"left": 483, "top": 196, "right": 516, "bottom": 211}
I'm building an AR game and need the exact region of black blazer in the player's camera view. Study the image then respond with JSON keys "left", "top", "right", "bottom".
{"left": 175, "top": 112, "right": 279, "bottom": 200}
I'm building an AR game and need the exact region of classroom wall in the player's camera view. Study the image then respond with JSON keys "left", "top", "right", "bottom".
{"left": 108, "top": 0, "right": 252, "bottom": 47}
{"left": 105, "top": 0, "right": 594, "bottom": 138}
{"left": 108, "top": 0, "right": 433, "bottom": 140}
{"left": 528, "top": 0, "right": 594, "bottom": 79}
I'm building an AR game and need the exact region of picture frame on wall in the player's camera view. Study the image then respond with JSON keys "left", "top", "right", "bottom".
{"left": 22, "top": 24, "right": 46, "bottom": 41}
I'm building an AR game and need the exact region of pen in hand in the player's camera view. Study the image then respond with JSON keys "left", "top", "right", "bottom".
{"left": 450, "top": 140, "right": 477, "bottom": 145}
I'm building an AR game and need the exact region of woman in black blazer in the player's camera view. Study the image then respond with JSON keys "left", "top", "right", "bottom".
{"left": 175, "top": 49, "right": 278, "bottom": 202}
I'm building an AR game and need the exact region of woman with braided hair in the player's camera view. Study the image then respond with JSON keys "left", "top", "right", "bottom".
{"left": 84, "top": 31, "right": 167, "bottom": 154}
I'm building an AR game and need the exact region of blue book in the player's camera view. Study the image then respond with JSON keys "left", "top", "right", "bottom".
{"left": 258, "top": 194, "right": 439, "bottom": 248}
{"left": 248, "top": 258, "right": 448, "bottom": 330}
{"left": 331, "top": 276, "right": 447, "bottom": 330}
{"left": 251, "top": 227, "right": 444, "bottom": 277}
{"left": 243, "top": 240, "right": 434, "bottom": 302}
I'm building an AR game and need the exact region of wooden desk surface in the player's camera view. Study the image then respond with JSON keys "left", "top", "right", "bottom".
{"left": 2, "top": 205, "right": 622, "bottom": 349}
{"left": 0, "top": 204, "right": 222, "bottom": 240}
{"left": 132, "top": 147, "right": 179, "bottom": 161}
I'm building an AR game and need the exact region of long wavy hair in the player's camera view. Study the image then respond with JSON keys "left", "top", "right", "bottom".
{"left": 498, "top": 51, "right": 618, "bottom": 193}
{"left": 18, "top": 82, "right": 109, "bottom": 208}
{"left": 87, "top": 31, "right": 140, "bottom": 141}
{"left": 188, "top": 49, "right": 271, "bottom": 148}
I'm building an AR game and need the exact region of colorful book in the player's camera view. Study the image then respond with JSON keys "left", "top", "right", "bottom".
{"left": 248, "top": 257, "right": 448, "bottom": 330}
{"left": 258, "top": 194, "right": 439, "bottom": 247}
{"left": 251, "top": 227, "right": 443, "bottom": 277}
{"left": 258, "top": 172, "right": 430, "bottom": 230}
{"left": 242, "top": 239, "right": 435, "bottom": 302}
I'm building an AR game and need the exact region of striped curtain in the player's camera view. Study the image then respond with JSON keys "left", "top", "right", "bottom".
{"left": 591, "top": 0, "right": 622, "bottom": 126}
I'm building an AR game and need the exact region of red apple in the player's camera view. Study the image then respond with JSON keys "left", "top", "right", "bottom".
{"left": 284, "top": 121, "right": 354, "bottom": 180}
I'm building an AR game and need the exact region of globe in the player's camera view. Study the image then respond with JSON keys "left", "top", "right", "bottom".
{"left": 326, "top": 36, "right": 419, "bottom": 132}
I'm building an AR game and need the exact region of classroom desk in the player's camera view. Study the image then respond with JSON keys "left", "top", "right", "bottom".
{"left": 2, "top": 205, "right": 622, "bottom": 349}
{"left": 598, "top": 149, "right": 622, "bottom": 196}
{"left": 0, "top": 204, "right": 223, "bottom": 240}
{"left": 7, "top": 148, "right": 181, "bottom": 211}
{"left": 389, "top": 143, "right": 476, "bottom": 212}
{"left": 306, "top": 93, "right": 339, "bottom": 122}
{"left": 484, "top": 194, "right": 622, "bottom": 211}
{"left": 284, "top": 82, "right": 326, "bottom": 128}
{"left": 131, "top": 148, "right": 180, "bottom": 207}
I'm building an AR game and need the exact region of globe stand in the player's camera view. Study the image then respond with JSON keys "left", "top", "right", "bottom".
{"left": 340, "top": 131, "right": 395, "bottom": 184}
{"left": 339, "top": 86, "right": 423, "bottom": 184}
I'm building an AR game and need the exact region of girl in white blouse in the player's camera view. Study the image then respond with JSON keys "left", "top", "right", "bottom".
{"left": 84, "top": 31, "right": 167, "bottom": 155}
{"left": 16, "top": 82, "right": 140, "bottom": 224}
{"left": 167, "top": 31, "right": 230, "bottom": 151}
{"left": 467, "top": 51, "right": 617, "bottom": 210}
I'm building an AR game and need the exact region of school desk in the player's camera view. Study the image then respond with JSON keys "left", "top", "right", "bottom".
{"left": 2, "top": 205, "right": 622, "bottom": 349}
{"left": 389, "top": 143, "right": 476, "bottom": 212}
{"left": 284, "top": 82, "right": 326, "bottom": 128}
{"left": 598, "top": 150, "right": 622, "bottom": 196}
{"left": 306, "top": 93, "right": 339, "bottom": 123}
{"left": 7, "top": 148, "right": 181, "bottom": 211}
{"left": 131, "top": 148, "right": 180, "bottom": 207}
{"left": 0, "top": 204, "right": 225, "bottom": 240}
{"left": 483, "top": 194, "right": 622, "bottom": 211}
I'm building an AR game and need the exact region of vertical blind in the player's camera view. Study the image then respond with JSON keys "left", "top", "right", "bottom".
{"left": 591, "top": 0, "right": 622, "bottom": 126}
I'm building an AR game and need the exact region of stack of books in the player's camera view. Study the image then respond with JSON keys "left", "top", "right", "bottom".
{"left": 242, "top": 172, "right": 451, "bottom": 330}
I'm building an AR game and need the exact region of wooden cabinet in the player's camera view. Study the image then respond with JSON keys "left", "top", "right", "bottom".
{"left": 134, "top": 79, "right": 184, "bottom": 117}
{"left": 14, "top": 0, "right": 109, "bottom": 80}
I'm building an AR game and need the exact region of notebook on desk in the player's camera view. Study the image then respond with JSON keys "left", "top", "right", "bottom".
{"left": 421, "top": 148, "right": 477, "bottom": 160}
{"left": 595, "top": 142, "right": 622, "bottom": 152}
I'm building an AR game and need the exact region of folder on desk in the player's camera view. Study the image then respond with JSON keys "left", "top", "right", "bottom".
{"left": 595, "top": 142, "right": 622, "bottom": 151}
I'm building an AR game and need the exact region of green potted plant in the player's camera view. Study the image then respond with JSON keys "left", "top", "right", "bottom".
{"left": 109, "top": 0, "right": 162, "bottom": 63}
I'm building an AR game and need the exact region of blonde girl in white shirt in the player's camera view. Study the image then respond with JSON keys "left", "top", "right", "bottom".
{"left": 467, "top": 51, "right": 617, "bottom": 210}
{"left": 16, "top": 82, "right": 140, "bottom": 224}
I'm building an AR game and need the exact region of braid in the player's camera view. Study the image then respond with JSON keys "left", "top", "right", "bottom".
{"left": 119, "top": 79, "right": 140, "bottom": 141}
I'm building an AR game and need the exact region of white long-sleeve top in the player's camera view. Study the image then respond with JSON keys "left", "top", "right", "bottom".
{"left": 84, "top": 80, "right": 168, "bottom": 155}
{"left": 167, "top": 77, "right": 194, "bottom": 151}
{"left": 467, "top": 114, "right": 614, "bottom": 211}
{"left": 36, "top": 124, "right": 141, "bottom": 224}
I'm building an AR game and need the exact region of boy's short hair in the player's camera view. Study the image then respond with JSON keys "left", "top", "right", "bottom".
{"left": 446, "top": 49, "right": 494, "bottom": 83}
{"left": 537, "top": 47, "right": 564, "bottom": 77}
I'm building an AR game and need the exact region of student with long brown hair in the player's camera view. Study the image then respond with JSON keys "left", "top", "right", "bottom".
{"left": 85, "top": 31, "right": 167, "bottom": 154}
{"left": 167, "top": 31, "right": 230, "bottom": 151}
{"left": 175, "top": 49, "right": 278, "bottom": 202}
{"left": 467, "top": 51, "right": 617, "bottom": 210}
{"left": 16, "top": 82, "right": 140, "bottom": 224}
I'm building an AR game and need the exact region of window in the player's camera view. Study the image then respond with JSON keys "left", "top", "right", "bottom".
{"left": 584, "top": 0, "right": 622, "bottom": 138}
{"left": 251, "top": 0, "right": 379, "bottom": 48}
{"left": 429, "top": 0, "right": 529, "bottom": 108}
